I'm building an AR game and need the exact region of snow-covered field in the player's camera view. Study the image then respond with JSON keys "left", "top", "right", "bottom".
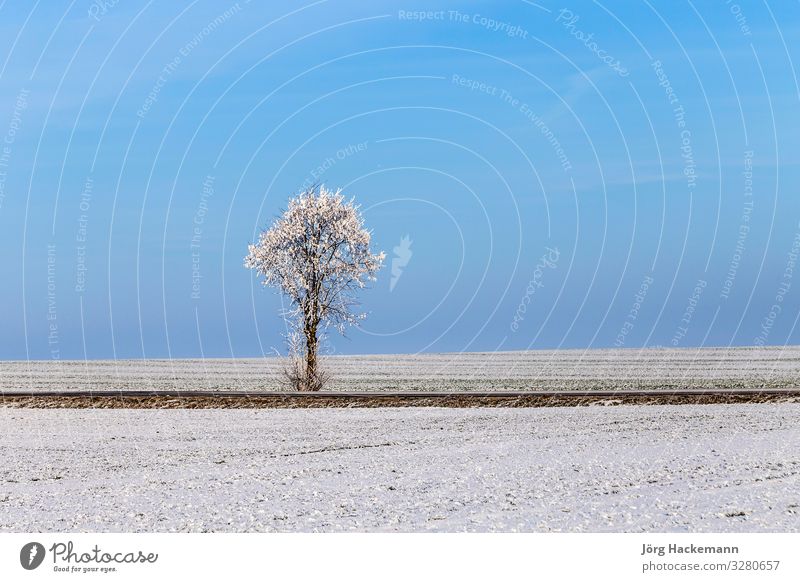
{"left": 3, "top": 346, "right": 800, "bottom": 391}
{"left": 1, "top": 404, "right": 798, "bottom": 532}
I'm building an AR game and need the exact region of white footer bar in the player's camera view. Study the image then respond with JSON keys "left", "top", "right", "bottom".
{"left": 1, "top": 533, "right": 797, "bottom": 581}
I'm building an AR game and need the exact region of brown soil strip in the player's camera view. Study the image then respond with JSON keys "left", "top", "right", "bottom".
{"left": 2, "top": 392, "right": 799, "bottom": 409}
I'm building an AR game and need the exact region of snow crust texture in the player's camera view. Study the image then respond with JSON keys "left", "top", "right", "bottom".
{"left": 1, "top": 404, "right": 798, "bottom": 532}
{"left": 3, "top": 346, "right": 800, "bottom": 392}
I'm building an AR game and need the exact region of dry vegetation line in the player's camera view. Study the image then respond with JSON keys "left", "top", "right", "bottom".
{"left": 2, "top": 389, "right": 799, "bottom": 409}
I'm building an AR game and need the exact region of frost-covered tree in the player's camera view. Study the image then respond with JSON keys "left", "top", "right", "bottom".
{"left": 245, "top": 186, "right": 384, "bottom": 391}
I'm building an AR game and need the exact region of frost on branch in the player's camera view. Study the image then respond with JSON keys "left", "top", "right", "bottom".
{"left": 245, "top": 185, "right": 384, "bottom": 391}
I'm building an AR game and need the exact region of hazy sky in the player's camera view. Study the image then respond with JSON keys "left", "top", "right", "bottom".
{"left": 1, "top": 0, "right": 799, "bottom": 359}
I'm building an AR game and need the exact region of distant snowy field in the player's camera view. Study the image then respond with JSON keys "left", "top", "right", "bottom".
{"left": 1, "top": 404, "right": 798, "bottom": 532}
{"left": 3, "top": 346, "right": 800, "bottom": 391}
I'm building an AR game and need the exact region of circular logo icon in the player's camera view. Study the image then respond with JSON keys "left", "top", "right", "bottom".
{"left": 20, "top": 542, "right": 46, "bottom": 570}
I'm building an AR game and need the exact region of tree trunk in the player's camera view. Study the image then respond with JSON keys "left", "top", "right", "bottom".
{"left": 302, "top": 247, "right": 323, "bottom": 391}
{"left": 303, "top": 318, "right": 319, "bottom": 391}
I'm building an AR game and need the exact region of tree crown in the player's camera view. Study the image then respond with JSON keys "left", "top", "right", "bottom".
{"left": 245, "top": 186, "right": 384, "bottom": 333}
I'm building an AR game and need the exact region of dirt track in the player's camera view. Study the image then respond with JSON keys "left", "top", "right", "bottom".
{"left": 3, "top": 390, "right": 799, "bottom": 408}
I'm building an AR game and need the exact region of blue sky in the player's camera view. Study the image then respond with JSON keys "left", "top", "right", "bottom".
{"left": 0, "top": 0, "right": 799, "bottom": 359}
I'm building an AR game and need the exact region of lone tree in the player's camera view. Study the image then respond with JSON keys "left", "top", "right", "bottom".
{"left": 245, "top": 186, "right": 384, "bottom": 391}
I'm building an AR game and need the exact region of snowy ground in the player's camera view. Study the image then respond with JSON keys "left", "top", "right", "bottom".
{"left": 3, "top": 346, "right": 800, "bottom": 391}
{"left": 1, "top": 404, "right": 798, "bottom": 532}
